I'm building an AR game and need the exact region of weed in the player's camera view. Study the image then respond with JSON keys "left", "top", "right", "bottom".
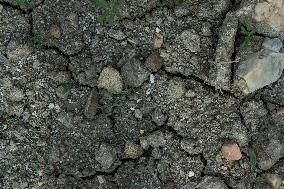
{"left": 12, "top": 0, "right": 35, "bottom": 8}
{"left": 62, "top": 83, "right": 74, "bottom": 94}
{"left": 90, "top": 0, "right": 120, "bottom": 25}
{"left": 32, "top": 33, "right": 51, "bottom": 46}
{"left": 0, "top": 115, "right": 14, "bottom": 132}
{"left": 116, "top": 90, "right": 129, "bottom": 97}
{"left": 249, "top": 149, "right": 257, "bottom": 170}
{"left": 240, "top": 20, "right": 262, "bottom": 48}
{"left": 98, "top": 90, "right": 113, "bottom": 108}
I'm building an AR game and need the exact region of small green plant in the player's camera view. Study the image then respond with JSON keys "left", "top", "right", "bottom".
{"left": 240, "top": 20, "right": 262, "bottom": 48}
{"left": 249, "top": 149, "right": 257, "bottom": 170}
{"left": 0, "top": 115, "right": 14, "bottom": 132}
{"left": 12, "top": 0, "right": 36, "bottom": 8}
{"left": 90, "top": 0, "right": 120, "bottom": 25}
{"left": 32, "top": 33, "right": 51, "bottom": 46}
{"left": 98, "top": 90, "right": 113, "bottom": 108}
{"left": 62, "top": 83, "right": 74, "bottom": 94}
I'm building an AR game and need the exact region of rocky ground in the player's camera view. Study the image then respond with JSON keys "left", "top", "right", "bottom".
{"left": 0, "top": 0, "right": 283, "bottom": 188}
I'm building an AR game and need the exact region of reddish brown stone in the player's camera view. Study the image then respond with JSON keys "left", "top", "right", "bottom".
{"left": 221, "top": 143, "right": 242, "bottom": 160}
{"left": 145, "top": 52, "right": 164, "bottom": 72}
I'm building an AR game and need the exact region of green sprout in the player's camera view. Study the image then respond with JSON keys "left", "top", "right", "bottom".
{"left": 32, "top": 33, "right": 52, "bottom": 46}
{"left": 240, "top": 20, "right": 262, "bottom": 48}
{"left": 12, "top": 0, "right": 36, "bottom": 9}
{"left": 249, "top": 149, "right": 257, "bottom": 170}
{"left": 62, "top": 83, "right": 74, "bottom": 94}
{"left": 90, "top": 0, "right": 120, "bottom": 25}
{"left": 0, "top": 116, "right": 14, "bottom": 132}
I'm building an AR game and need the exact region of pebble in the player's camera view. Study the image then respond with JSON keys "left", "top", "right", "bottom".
{"left": 180, "top": 29, "right": 201, "bottom": 52}
{"left": 95, "top": 143, "right": 116, "bottom": 170}
{"left": 154, "top": 33, "right": 164, "bottom": 49}
{"left": 9, "top": 87, "right": 24, "bottom": 102}
{"left": 265, "top": 174, "right": 282, "bottom": 189}
{"left": 84, "top": 89, "right": 98, "bottom": 119}
{"left": 145, "top": 52, "right": 164, "bottom": 72}
{"left": 108, "top": 29, "right": 126, "bottom": 41}
{"left": 262, "top": 38, "right": 283, "bottom": 52}
{"left": 124, "top": 141, "right": 144, "bottom": 159}
{"left": 50, "top": 24, "right": 61, "bottom": 38}
{"left": 0, "top": 5, "right": 3, "bottom": 13}
{"left": 221, "top": 143, "right": 242, "bottom": 160}
{"left": 121, "top": 58, "right": 150, "bottom": 87}
{"left": 97, "top": 67, "right": 123, "bottom": 93}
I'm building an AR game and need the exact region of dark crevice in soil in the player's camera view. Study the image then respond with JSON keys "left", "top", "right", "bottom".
{"left": 165, "top": 70, "right": 238, "bottom": 99}
{"left": 200, "top": 153, "right": 207, "bottom": 177}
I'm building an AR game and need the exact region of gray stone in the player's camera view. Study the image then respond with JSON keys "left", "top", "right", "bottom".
{"left": 124, "top": 141, "right": 143, "bottom": 159}
{"left": 151, "top": 109, "right": 167, "bottom": 126}
{"left": 180, "top": 29, "right": 201, "bottom": 53}
{"left": 262, "top": 38, "right": 283, "bottom": 52}
{"left": 234, "top": 50, "right": 284, "bottom": 94}
{"left": 84, "top": 88, "right": 98, "bottom": 119}
{"left": 97, "top": 67, "right": 123, "bottom": 93}
{"left": 196, "top": 176, "right": 228, "bottom": 189}
{"left": 257, "top": 139, "right": 283, "bottom": 170}
{"left": 6, "top": 40, "right": 32, "bottom": 61}
{"left": 9, "top": 87, "right": 25, "bottom": 102}
{"left": 95, "top": 143, "right": 117, "bottom": 170}
{"left": 108, "top": 29, "right": 126, "bottom": 41}
{"left": 213, "top": 11, "right": 238, "bottom": 90}
{"left": 121, "top": 58, "right": 149, "bottom": 87}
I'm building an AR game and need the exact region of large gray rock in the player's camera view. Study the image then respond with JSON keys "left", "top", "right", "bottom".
{"left": 121, "top": 58, "right": 149, "bottom": 87}
{"left": 234, "top": 50, "right": 284, "bottom": 94}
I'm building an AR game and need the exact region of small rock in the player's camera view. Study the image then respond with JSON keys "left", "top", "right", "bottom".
{"left": 0, "top": 5, "right": 3, "bottom": 13}
{"left": 124, "top": 141, "right": 143, "bottom": 159}
{"left": 121, "top": 58, "right": 150, "bottom": 87}
{"left": 9, "top": 87, "right": 24, "bottom": 102}
{"left": 134, "top": 109, "right": 143, "bottom": 120}
{"left": 108, "top": 29, "right": 126, "bottom": 41}
{"left": 180, "top": 29, "right": 201, "bottom": 52}
{"left": 84, "top": 89, "right": 98, "bottom": 119}
{"left": 201, "top": 22, "right": 212, "bottom": 36}
{"left": 50, "top": 24, "right": 61, "bottom": 38}
{"left": 262, "top": 38, "right": 283, "bottom": 52}
{"left": 144, "top": 52, "right": 164, "bottom": 72}
{"left": 256, "top": 139, "right": 283, "bottom": 170}
{"left": 167, "top": 80, "right": 186, "bottom": 101}
{"left": 265, "top": 174, "right": 282, "bottom": 189}
{"left": 164, "top": 182, "right": 175, "bottom": 189}
{"left": 151, "top": 109, "right": 167, "bottom": 126}
{"left": 97, "top": 67, "right": 123, "bottom": 93}
{"left": 6, "top": 41, "right": 32, "bottom": 61}
{"left": 234, "top": 50, "right": 284, "bottom": 94}
{"left": 154, "top": 33, "right": 164, "bottom": 49}
{"left": 95, "top": 143, "right": 116, "bottom": 170}
{"left": 197, "top": 176, "right": 228, "bottom": 189}
{"left": 221, "top": 143, "right": 242, "bottom": 160}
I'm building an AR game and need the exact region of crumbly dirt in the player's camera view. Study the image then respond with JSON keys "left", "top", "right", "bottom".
{"left": 0, "top": 0, "right": 283, "bottom": 189}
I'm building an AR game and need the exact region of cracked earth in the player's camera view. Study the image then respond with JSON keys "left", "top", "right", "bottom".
{"left": 0, "top": 0, "right": 283, "bottom": 188}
